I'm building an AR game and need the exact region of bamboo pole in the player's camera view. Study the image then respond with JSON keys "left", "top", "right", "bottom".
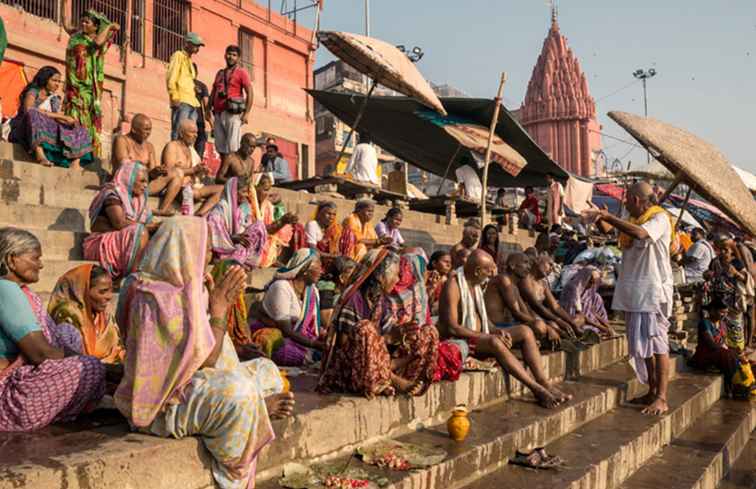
{"left": 479, "top": 72, "right": 507, "bottom": 223}
{"left": 436, "top": 144, "right": 462, "bottom": 196}
{"left": 335, "top": 80, "right": 377, "bottom": 177}
{"left": 658, "top": 174, "right": 683, "bottom": 205}
{"left": 674, "top": 185, "right": 693, "bottom": 230}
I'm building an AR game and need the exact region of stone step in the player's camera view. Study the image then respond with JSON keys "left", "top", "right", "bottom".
{"left": 31, "top": 259, "right": 95, "bottom": 295}
{"left": 619, "top": 399, "right": 755, "bottom": 489}
{"left": 0, "top": 203, "right": 90, "bottom": 232}
{"left": 717, "top": 429, "right": 756, "bottom": 489}
{"left": 462, "top": 371, "right": 722, "bottom": 489}
{"left": 257, "top": 357, "right": 694, "bottom": 489}
{"left": 0, "top": 337, "right": 629, "bottom": 489}
{"left": 0, "top": 227, "right": 87, "bottom": 261}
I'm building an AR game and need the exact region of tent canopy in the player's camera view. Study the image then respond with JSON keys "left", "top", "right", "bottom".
{"left": 309, "top": 90, "right": 568, "bottom": 188}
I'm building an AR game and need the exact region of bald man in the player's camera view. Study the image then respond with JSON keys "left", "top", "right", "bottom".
{"left": 161, "top": 119, "right": 223, "bottom": 217}
{"left": 450, "top": 218, "right": 482, "bottom": 268}
{"left": 583, "top": 181, "right": 672, "bottom": 415}
{"left": 112, "top": 114, "right": 183, "bottom": 216}
{"left": 215, "top": 132, "right": 256, "bottom": 184}
{"left": 438, "top": 249, "right": 570, "bottom": 409}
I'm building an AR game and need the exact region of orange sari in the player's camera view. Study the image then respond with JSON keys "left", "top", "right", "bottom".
{"left": 339, "top": 213, "right": 377, "bottom": 262}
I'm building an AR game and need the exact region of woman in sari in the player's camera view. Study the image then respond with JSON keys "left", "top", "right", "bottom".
{"left": 115, "top": 216, "right": 295, "bottom": 489}
{"left": 375, "top": 208, "right": 405, "bottom": 250}
{"left": 9, "top": 66, "right": 93, "bottom": 169}
{"left": 251, "top": 174, "right": 299, "bottom": 267}
{"left": 62, "top": 9, "right": 119, "bottom": 157}
{"left": 339, "top": 200, "right": 392, "bottom": 262}
{"left": 318, "top": 248, "right": 439, "bottom": 397}
{"left": 559, "top": 265, "right": 614, "bottom": 338}
{"left": 0, "top": 227, "right": 105, "bottom": 432}
{"left": 305, "top": 201, "right": 342, "bottom": 257}
{"left": 207, "top": 176, "right": 268, "bottom": 269}
{"left": 83, "top": 161, "right": 157, "bottom": 279}
{"left": 48, "top": 264, "right": 123, "bottom": 364}
{"left": 249, "top": 249, "right": 325, "bottom": 366}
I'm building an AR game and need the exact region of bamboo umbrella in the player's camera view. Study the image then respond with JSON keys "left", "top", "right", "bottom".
{"left": 609, "top": 111, "right": 756, "bottom": 236}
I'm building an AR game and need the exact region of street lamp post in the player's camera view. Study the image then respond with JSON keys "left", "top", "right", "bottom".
{"left": 633, "top": 68, "right": 657, "bottom": 163}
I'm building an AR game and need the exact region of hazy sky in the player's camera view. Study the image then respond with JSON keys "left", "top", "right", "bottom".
{"left": 295, "top": 0, "right": 756, "bottom": 173}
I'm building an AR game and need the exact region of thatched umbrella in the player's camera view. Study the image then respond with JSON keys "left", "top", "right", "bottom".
{"left": 609, "top": 111, "right": 756, "bottom": 236}
{"left": 624, "top": 160, "right": 674, "bottom": 181}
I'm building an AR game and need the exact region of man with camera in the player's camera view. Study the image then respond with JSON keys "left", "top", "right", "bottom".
{"left": 208, "top": 45, "right": 253, "bottom": 165}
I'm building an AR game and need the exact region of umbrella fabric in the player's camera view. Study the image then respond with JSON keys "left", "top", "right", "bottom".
{"left": 307, "top": 90, "right": 568, "bottom": 188}
{"left": 609, "top": 111, "right": 756, "bottom": 236}
{"left": 733, "top": 166, "right": 756, "bottom": 193}
{"left": 318, "top": 31, "right": 446, "bottom": 116}
{"left": 625, "top": 160, "right": 674, "bottom": 180}
{"left": 669, "top": 195, "right": 739, "bottom": 230}
{"left": 417, "top": 110, "right": 525, "bottom": 177}
{"left": 595, "top": 183, "right": 625, "bottom": 201}
{"left": 662, "top": 204, "right": 702, "bottom": 229}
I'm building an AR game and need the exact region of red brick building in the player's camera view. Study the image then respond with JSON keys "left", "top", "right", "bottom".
{"left": 0, "top": 0, "right": 316, "bottom": 177}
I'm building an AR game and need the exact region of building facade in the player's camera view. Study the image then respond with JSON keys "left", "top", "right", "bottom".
{"left": 0, "top": 0, "right": 316, "bottom": 177}
{"left": 519, "top": 11, "right": 602, "bottom": 177}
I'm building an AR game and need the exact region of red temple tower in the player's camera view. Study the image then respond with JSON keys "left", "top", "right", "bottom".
{"left": 520, "top": 8, "right": 602, "bottom": 176}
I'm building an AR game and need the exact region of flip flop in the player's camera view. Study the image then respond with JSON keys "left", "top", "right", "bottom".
{"left": 509, "top": 450, "right": 544, "bottom": 469}
{"left": 533, "top": 447, "right": 564, "bottom": 467}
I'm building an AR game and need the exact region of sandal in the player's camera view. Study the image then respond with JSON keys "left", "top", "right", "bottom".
{"left": 509, "top": 448, "right": 563, "bottom": 469}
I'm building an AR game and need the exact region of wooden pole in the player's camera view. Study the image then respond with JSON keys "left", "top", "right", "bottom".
{"left": 658, "top": 174, "right": 683, "bottom": 205}
{"left": 436, "top": 144, "right": 462, "bottom": 196}
{"left": 335, "top": 80, "right": 377, "bottom": 176}
{"left": 480, "top": 72, "right": 507, "bottom": 223}
{"left": 674, "top": 185, "right": 693, "bottom": 230}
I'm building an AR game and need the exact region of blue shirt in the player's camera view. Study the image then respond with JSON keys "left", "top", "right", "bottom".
{"left": 269, "top": 156, "right": 292, "bottom": 183}
{"left": 0, "top": 279, "right": 40, "bottom": 358}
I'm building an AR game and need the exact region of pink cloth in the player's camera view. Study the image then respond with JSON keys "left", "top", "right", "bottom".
{"left": 83, "top": 223, "right": 145, "bottom": 279}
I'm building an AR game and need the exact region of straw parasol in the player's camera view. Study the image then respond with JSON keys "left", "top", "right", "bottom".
{"left": 609, "top": 111, "right": 756, "bottom": 236}
{"left": 317, "top": 31, "right": 446, "bottom": 116}
{"left": 624, "top": 160, "right": 674, "bottom": 181}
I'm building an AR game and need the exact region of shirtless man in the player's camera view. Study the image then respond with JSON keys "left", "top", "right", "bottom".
{"left": 111, "top": 114, "right": 183, "bottom": 216}
{"left": 438, "top": 250, "right": 569, "bottom": 408}
{"left": 518, "top": 255, "right": 581, "bottom": 337}
{"left": 216, "top": 132, "right": 256, "bottom": 184}
{"left": 161, "top": 119, "right": 223, "bottom": 217}
{"left": 485, "top": 253, "right": 561, "bottom": 344}
{"left": 450, "top": 219, "right": 481, "bottom": 269}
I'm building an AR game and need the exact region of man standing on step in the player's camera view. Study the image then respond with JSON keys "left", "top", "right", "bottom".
{"left": 111, "top": 114, "right": 182, "bottom": 216}
{"left": 167, "top": 33, "right": 204, "bottom": 140}
{"left": 438, "top": 249, "right": 569, "bottom": 409}
{"left": 583, "top": 181, "right": 673, "bottom": 416}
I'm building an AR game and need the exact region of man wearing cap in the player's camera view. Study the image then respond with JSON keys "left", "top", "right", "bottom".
{"left": 209, "top": 45, "right": 253, "bottom": 165}
{"left": 167, "top": 32, "right": 204, "bottom": 140}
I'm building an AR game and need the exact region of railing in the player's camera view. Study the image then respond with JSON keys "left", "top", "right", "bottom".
{"left": 153, "top": 0, "right": 187, "bottom": 62}
{"left": 0, "top": 0, "right": 59, "bottom": 22}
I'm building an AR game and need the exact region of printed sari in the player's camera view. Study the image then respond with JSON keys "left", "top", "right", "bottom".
{"left": 0, "top": 284, "right": 105, "bottom": 432}
{"left": 48, "top": 264, "right": 124, "bottom": 364}
{"left": 339, "top": 213, "right": 377, "bottom": 262}
{"left": 249, "top": 188, "right": 293, "bottom": 268}
{"left": 115, "top": 216, "right": 282, "bottom": 489}
{"left": 83, "top": 161, "right": 152, "bottom": 279}
{"left": 63, "top": 11, "right": 113, "bottom": 157}
{"left": 559, "top": 265, "right": 608, "bottom": 325}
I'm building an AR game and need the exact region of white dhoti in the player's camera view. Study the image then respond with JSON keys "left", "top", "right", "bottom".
{"left": 624, "top": 308, "right": 670, "bottom": 384}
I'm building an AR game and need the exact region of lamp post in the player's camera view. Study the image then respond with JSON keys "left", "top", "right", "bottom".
{"left": 396, "top": 45, "right": 424, "bottom": 63}
{"left": 633, "top": 68, "right": 657, "bottom": 163}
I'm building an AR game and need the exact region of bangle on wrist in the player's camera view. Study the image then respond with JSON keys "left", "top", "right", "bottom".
{"left": 210, "top": 316, "right": 226, "bottom": 331}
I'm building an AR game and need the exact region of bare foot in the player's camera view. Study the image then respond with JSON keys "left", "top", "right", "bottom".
{"left": 265, "top": 392, "right": 295, "bottom": 419}
{"left": 641, "top": 397, "right": 668, "bottom": 416}
{"left": 37, "top": 157, "right": 52, "bottom": 167}
{"left": 630, "top": 392, "right": 656, "bottom": 405}
{"left": 153, "top": 208, "right": 177, "bottom": 217}
{"left": 69, "top": 159, "right": 81, "bottom": 171}
{"left": 548, "top": 385, "right": 573, "bottom": 403}
{"left": 534, "top": 387, "right": 561, "bottom": 409}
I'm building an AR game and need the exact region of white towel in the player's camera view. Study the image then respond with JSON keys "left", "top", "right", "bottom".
{"left": 455, "top": 266, "right": 490, "bottom": 334}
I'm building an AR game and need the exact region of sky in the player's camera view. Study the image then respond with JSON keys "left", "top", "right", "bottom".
{"left": 290, "top": 0, "right": 756, "bottom": 173}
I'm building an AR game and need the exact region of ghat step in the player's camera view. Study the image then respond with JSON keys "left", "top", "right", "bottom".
{"left": 717, "top": 429, "right": 756, "bottom": 489}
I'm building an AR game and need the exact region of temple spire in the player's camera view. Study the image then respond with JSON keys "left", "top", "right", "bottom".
{"left": 550, "top": 0, "right": 558, "bottom": 28}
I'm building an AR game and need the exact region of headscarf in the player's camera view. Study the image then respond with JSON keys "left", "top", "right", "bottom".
{"left": 385, "top": 248, "right": 431, "bottom": 328}
{"left": 274, "top": 248, "right": 318, "bottom": 281}
{"left": 88, "top": 161, "right": 152, "bottom": 227}
{"left": 48, "top": 264, "right": 124, "bottom": 364}
{"left": 115, "top": 216, "right": 216, "bottom": 428}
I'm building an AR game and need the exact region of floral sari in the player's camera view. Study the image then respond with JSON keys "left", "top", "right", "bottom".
{"left": 116, "top": 216, "right": 282, "bottom": 489}
{"left": 48, "top": 264, "right": 124, "bottom": 364}
{"left": 83, "top": 161, "right": 152, "bottom": 279}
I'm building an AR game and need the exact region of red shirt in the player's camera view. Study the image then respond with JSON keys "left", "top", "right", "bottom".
{"left": 211, "top": 66, "right": 251, "bottom": 114}
{"left": 519, "top": 195, "right": 542, "bottom": 224}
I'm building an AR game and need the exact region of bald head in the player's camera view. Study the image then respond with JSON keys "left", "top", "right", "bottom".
{"left": 464, "top": 249, "right": 497, "bottom": 286}
{"left": 626, "top": 180, "right": 656, "bottom": 217}
{"left": 177, "top": 119, "right": 198, "bottom": 145}
{"left": 129, "top": 113, "right": 152, "bottom": 143}
{"left": 506, "top": 252, "right": 531, "bottom": 278}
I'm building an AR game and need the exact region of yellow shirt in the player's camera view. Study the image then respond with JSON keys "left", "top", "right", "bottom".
{"left": 166, "top": 50, "right": 199, "bottom": 107}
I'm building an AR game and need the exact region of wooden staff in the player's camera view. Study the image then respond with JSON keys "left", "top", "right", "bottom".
{"left": 674, "top": 185, "right": 693, "bottom": 230}
{"left": 335, "top": 80, "right": 377, "bottom": 175}
{"left": 436, "top": 143, "right": 462, "bottom": 196}
{"left": 480, "top": 72, "right": 507, "bottom": 223}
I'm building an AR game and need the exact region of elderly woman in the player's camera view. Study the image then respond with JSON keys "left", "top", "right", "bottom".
{"left": 559, "top": 265, "right": 614, "bottom": 338}
{"left": 250, "top": 174, "right": 299, "bottom": 267}
{"left": 116, "top": 217, "right": 295, "bottom": 489}
{"left": 9, "top": 66, "right": 93, "bottom": 169}
{"left": 340, "top": 200, "right": 392, "bottom": 262}
{"left": 48, "top": 264, "right": 123, "bottom": 364}
{"left": 63, "top": 9, "right": 119, "bottom": 157}
{"left": 375, "top": 208, "right": 405, "bottom": 250}
{"left": 207, "top": 176, "right": 268, "bottom": 269}
{"left": 248, "top": 249, "right": 325, "bottom": 366}
{"left": 305, "top": 201, "right": 342, "bottom": 257}
{"left": 0, "top": 227, "right": 105, "bottom": 432}
{"left": 318, "top": 248, "right": 439, "bottom": 397}
{"left": 83, "top": 161, "right": 158, "bottom": 279}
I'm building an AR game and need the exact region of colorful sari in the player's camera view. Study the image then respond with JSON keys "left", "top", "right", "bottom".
{"left": 48, "top": 264, "right": 124, "bottom": 364}
{"left": 317, "top": 222, "right": 342, "bottom": 255}
{"left": 9, "top": 88, "right": 94, "bottom": 167}
{"left": 115, "top": 217, "right": 282, "bottom": 489}
{"left": 339, "top": 213, "right": 378, "bottom": 262}
{"left": 250, "top": 189, "right": 293, "bottom": 268}
{"left": 249, "top": 249, "right": 323, "bottom": 366}
{"left": 83, "top": 161, "right": 152, "bottom": 279}
{"left": 559, "top": 265, "right": 608, "bottom": 325}
{"left": 207, "top": 177, "right": 268, "bottom": 269}
{"left": 0, "top": 285, "right": 105, "bottom": 432}
{"left": 63, "top": 12, "right": 113, "bottom": 157}
{"left": 318, "top": 248, "right": 438, "bottom": 397}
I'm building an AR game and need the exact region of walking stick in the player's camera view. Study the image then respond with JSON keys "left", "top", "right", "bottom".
{"left": 480, "top": 72, "right": 507, "bottom": 224}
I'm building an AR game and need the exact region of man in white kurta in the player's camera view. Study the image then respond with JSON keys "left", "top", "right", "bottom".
{"left": 582, "top": 182, "right": 672, "bottom": 416}
{"left": 345, "top": 134, "right": 380, "bottom": 186}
